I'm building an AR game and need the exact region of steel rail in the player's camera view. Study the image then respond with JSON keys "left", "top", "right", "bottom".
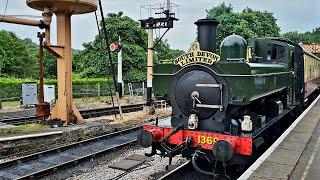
{"left": 157, "top": 160, "right": 192, "bottom": 180}
{"left": 0, "top": 126, "right": 140, "bottom": 179}
{"left": 0, "top": 103, "right": 146, "bottom": 125}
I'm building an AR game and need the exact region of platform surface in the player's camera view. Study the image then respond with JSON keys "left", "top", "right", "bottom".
{"left": 242, "top": 96, "right": 320, "bottom": 180}
{"left": 290, "top": 120, "right": 320, "bottom": 179}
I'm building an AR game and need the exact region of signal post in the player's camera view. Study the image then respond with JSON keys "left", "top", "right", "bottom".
{"left": 139, "top": 1, "right": 178, "bottom": 108}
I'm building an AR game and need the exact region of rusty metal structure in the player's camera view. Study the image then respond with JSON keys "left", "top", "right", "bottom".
{"left": 27, "top": 0, "right": 97, "bottom": 125}
{"left": 35, "top": 32, "right": 50, "bottom": 118}
{"left": 0, "top": 0, "right": 98, "bottom": 125}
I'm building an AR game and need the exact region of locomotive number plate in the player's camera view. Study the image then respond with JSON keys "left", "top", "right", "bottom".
{"left": 197, "top": 135, "right": 219, "bottom": 145}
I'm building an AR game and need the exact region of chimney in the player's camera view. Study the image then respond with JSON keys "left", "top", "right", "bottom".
{"left": 194, "top": 19, "right": 220, "bottom": 53}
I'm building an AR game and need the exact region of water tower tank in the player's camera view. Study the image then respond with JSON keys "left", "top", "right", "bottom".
{"left": 26, "top": 0, "right": 97, "bottom": 14}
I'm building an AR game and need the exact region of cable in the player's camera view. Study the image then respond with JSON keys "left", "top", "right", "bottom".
{"left": 94, "top": 7, "right": 117, "bottom": 118}
{"left": 0, "top": 0, "right": 9, "bottom": 24}
{"left": 3, "top": 0, "right": 8, "bottom": 16}
{"left": 98, "top": 0, "right": 118, "bottom": 93}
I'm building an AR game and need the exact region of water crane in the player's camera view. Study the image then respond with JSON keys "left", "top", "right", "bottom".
{"left": 1, "top": 0, "right": 98, "bottom": 125}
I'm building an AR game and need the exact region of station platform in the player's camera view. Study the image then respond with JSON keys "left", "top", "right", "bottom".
{"left": 239, "top": 95, "right": 320, "bottom": 180}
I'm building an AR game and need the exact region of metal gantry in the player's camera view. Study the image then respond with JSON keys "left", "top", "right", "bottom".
{"left": 139, "top": 0, "right": 179, "bottom": 106}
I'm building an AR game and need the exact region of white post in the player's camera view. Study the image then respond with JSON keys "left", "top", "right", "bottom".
{"left": 97, "top": 83, "right": 100, "bottom": 99}
{"left": 147, "top": 29, "right": 153, "bottom": 105}
{"left": 142, "top": 82, "right": 145, "bottom": 97}
{"left": 117, "top": 36, "right": 124, "bottom": 98}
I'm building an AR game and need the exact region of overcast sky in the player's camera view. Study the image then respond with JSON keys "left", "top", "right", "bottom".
{"left": 0, "top": 0, "right": 319, "bottom": 51}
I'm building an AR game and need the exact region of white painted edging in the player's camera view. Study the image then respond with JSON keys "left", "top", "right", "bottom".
{"left": 238, "top": 94, "right": 320, "bottom": 180}
{"left": 0, "top": 131, "right": 63, "bottom": 142}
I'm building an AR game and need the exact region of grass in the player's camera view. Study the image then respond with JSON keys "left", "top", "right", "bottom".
{"left": 111, "top": 107, "right": 172, "bottom": 125}
{"left": 73, "top": 96, "right": 109, "bottom": 104}
{"left": 0, "top": 124, "right": 49, "bottom": 136}
{"left": 2, "top": 101, "right": 20, "bottom": 108}
{"left": 1, "top": 96, "right": 110, "bottom": 109}
{"left": 1, "top": 95, "right": 144, "bottom": 109}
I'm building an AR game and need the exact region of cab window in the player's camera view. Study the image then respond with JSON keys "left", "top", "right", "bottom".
{"left": 267, "top": 44, "right": 285, "bottom": 62}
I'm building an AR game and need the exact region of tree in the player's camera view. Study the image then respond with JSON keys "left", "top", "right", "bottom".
{"left": 206, "top": 3, "right": 281, "bottom": 51}
{"left": 73, "top": 12, "right": 147, "bottom": 81}
{"left": 0, "top": 30, "right": 38, "bottom": 78}
{"left": 283, "top": 27, "right": 320, "bottom": 44}
{"left": 154, "top": 38, "right": 185, "bottom": 63}
{"left": 74, "top": 12, "right": 183, "bottom": 82}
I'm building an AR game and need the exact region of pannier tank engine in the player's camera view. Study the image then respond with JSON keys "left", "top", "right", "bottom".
{"left": 137, "top": 18, "right": 320, "bottom": 175}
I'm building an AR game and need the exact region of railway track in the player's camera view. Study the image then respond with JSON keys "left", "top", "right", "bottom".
{"left": 158, "top": 160, "right": 192, "bottom": 180}
{"left": 0, "top": 126, "right": 140, "bottom": 179}
{"left": 158, "top": 160, "right": 239, "bottom": 180}
{"left": 0, "top": 103, "right": 145, "bottom": 125}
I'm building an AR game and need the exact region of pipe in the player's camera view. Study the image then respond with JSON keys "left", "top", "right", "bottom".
{"left": 0, "top": 15, "right": 46, "bottom": 28}
{"left": 38, "top": 32, "right": 45, "bottom": 103}
{"left": 42, "top": 7, "right": 52, "bottom": 44}
{"left": 195, "top": 19, "right": 220, "bottom": 53}
{"left": 192, "top": 152, "right": 218, "bottom": 176}
{"left": 166, "top": 0, "right": 170, "bottom": 12}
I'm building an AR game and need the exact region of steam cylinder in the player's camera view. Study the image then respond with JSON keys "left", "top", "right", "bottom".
{"left": 194, "top": 19, "right": 220, "bottom": 53}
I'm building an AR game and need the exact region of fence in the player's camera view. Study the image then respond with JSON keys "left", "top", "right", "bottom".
{"left": 72, "top": 82, "right": 146, "bottom": 98}
{"left": 0, "top": 82, "right": 146, "bottom": 109}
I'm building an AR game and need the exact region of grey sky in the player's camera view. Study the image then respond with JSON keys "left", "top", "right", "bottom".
{"left": 0, "top": 0, "right": 319, "bottom": 51}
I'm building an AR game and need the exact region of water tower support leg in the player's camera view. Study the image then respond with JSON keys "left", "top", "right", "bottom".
{"left": 49, "top": 13, "right": 83, "bottom": 125}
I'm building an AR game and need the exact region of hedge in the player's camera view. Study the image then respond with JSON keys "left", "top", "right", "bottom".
{"left": 0, "top": 77, "right": 111, "bottom": 99}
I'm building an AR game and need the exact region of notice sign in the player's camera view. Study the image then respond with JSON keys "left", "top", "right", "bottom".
{"left": 173, "top": 42, "right": 220, "bottom": 67}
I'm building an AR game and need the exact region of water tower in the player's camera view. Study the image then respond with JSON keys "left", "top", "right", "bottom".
{"left": 26, "top": 0, "right": 97, "bottom": 125}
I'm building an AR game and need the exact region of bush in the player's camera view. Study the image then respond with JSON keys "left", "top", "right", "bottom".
{"left": 0, "top": 77, "right": 111, "bottom": 99}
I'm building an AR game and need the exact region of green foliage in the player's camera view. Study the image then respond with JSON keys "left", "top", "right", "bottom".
{"left": 0, "top": 30, "right": 80, "bottom": 79}
{"left": 0, "top": 31, "right": 38, "bottom": 78}
{"left": 73, "top": 12, "right": 147, "bottom": 80}
{"left": 44, "top": 51, "right": 57, "bottom": 78}
{"left": 0, "top": 77, "right": 111, "bottom": 99}
{"left": 154, "top": 38, "right": 185, "bottom": 63}
{"left": 0, "top": 124, "right": 48, "bottom": 136}
{"left": 73, "top": 12, "right": 182, "bottom": 82}
{"left": 282, "top": 27, "right": 320, "bottom": 44}
{"left": 206, "top": 3, "right": 281, "bottom": 51}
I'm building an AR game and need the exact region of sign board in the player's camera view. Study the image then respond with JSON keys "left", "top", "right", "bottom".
{"left": 22, "top": 83, "right": 38, "bottom": 106}
{"left": 44, "top": 85, "right": 55, "bottom": 103}
{"left": 173, "top": 42, "right": 220, "bottom": 67}
{"left": 109, "top": 43, "right": 119, "bottom": 52}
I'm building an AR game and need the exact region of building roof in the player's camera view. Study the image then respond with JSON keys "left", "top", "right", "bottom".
{"left": 299, "top": 43, "right": 320, "bottom": 54}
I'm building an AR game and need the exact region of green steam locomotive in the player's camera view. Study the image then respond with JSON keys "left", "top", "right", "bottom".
{"left": 137, "top": 18, "right": 320, "bottom": 176}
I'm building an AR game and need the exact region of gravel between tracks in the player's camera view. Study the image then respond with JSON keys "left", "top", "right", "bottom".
{"left": 66, "top": 146, "right": 184, "bottom": 180}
